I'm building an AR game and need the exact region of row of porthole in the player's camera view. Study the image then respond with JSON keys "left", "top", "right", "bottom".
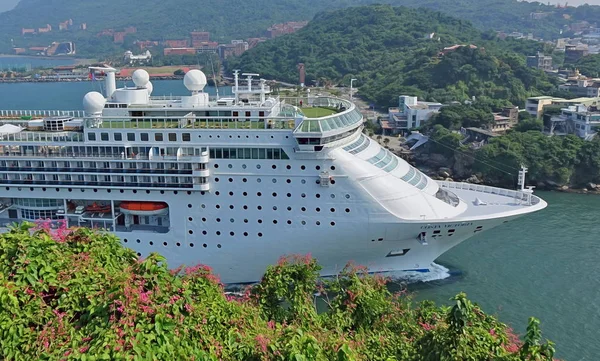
{"left": 187, "top": 220, "right": 336, "bottom": 235}
{"left": 213, "top": 177, "right": 336, "bottom": 186}
{"left": 5, "top": 186, "right": 192, "bottom": 195}
{"left": 214, "top": 164, "right": 336, "bottom": 171}
{"left": 125, "top": 238, "right": 222, "bottom": 249}
{"left": 201, "top": 193, "right": 350, "bottom": 200}
{"left": 188, "top": 206, "right": 350, "bottom": 214}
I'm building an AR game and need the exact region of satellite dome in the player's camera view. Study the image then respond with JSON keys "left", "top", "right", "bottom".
{"left": 83, "top": 91, "right": 106, "bottom": 115}
{"left": 184, "top": 69, "right": 207, "bottom": 92}
{"left": 132, "top": 69, "right": 150, "bottom": 88}
{"left": 146, "top": 81, "right": 153, "bottom": 96}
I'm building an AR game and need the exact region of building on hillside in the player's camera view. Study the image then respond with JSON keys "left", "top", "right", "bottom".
{"left": 558, "top": 78, "right": 600, "bottom": 98}
{"left": 113, "top": 32, "right": 126, "bottom": 44}
{"left": 218, "top": 40, "right": 248, "bottom": 59}
{"left": 162, "top": 39, "right": 189, "bottom": 48}
{"left": 134, "top": 40, "right": 159, "bottom": 50}
{"left": 21, "top": 28, "right": 35, "bottom": 36}
{"left": 246, "top": 37, "right": 267, "bottom": 49}
{"left": 439, "top": 44, "right": 478, "bottom": 56}
{"left": 565, "top": 44, "right": 589, "bottom": 62}
{"left": 526, "top": 52, "right": 553, "bottom": 71}
{"left": 124, "top": 50, "right": 152, "bottom": 65}
{"left": 530, "top": 12, "right": 550, "bottom": 20}
{"left": 525, "top": 95, "right": 600, "bottom": 119}
{"left": 488, "top": 106, "right": 519, "bottom": 133}
{"left": 383, "top": 96, "right": 443, "bottom": 135}
{"left": 124, "top": 26, "right": 137, "bottom": 34}
{"left": 80, "top": 23, "right": 87, "bottom": 31}
{"left": 97, "top": 29, "right": 115, "bottom": 37}
{"left": 195, "top": 42, "right": 219, "bottom": 54}
{"left": 38, "top": 24, "right": 52, "bottom": 33}
{"left": 266, "top": 21, "right": 308, "bottom": 38}
{"left": 550, "top": 103, "right": 600, "bottom": 139}
{"left": 190, "top": 31, "right": 210, "bottom": 47}
{"left": 58, "top": 19, "right": 73, "bottom": 31}
{"left": 163, "top": 48, "right": 196, "bottom": 56}
{"left": 12, "top": 48, "right": 26, "bottom": 55}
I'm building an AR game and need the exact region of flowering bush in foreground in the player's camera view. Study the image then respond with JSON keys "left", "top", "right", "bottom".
{"left": 0, "top": 222, "right": 556, "bottom": 360}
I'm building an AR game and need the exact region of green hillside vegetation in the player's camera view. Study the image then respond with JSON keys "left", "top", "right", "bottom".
{"left": 0, "top": 222, "right": 556, "bottom": 360}
{"left": 230, "top": 5, "right": 557, "bottom": 107}
{"left": 3, "top": 0, "right": 600, "bottom": 55}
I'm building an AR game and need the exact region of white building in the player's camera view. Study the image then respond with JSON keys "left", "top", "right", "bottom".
{"left": 124, "top": 50, "right": 152, "bottom": 65}
{"left": 550, "top": 103, "right": 600, "bottom": 140}
{"left": 383, "top": 96, "right": 442, "bottom": 135}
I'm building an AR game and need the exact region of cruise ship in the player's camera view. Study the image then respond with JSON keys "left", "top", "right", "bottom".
{"left": 0, "top": 67, "right": 546, "bottom": 283}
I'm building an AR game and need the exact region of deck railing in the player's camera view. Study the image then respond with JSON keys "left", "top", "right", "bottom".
{"left": 437, "top": 181, "right": 541, "bottom": 205}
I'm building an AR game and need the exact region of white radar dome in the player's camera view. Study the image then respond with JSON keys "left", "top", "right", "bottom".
{"left": 146, "top": 81, "right": 153, "bottom": 96}
{"left": 184, "top": 69, "right": 207, "bottom": 92}
{"left": 132, "top": 69, "right": 150, "bottom": 88}
{"left": 83, "top": 91, "right": 106, "bottom": 115}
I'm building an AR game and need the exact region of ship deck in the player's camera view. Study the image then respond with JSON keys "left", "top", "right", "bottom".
{"left": 437, "top": 181, "right": 546, "bottom": 220}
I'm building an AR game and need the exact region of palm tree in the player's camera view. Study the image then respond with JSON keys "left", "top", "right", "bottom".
{"left": 376, "top": 135, "right": 382, "bottom": 143}
{"left": 383, "top": 138, "right": 390, "bottom": 146}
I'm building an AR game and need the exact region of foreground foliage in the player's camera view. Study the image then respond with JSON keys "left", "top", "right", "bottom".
{"left": 0, "top": 222, "right": 556, "bottom": 360}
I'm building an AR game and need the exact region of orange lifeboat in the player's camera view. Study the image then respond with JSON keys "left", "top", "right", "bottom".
{"left": 119, "top": 201, "right": 168, "bottom": 216}
{"left": 85, "top": 202, "right": 112, "bottom": 213}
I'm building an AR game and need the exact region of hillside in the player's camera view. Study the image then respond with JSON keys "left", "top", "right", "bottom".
{"left": 230, "top": 5, "right": 557, "bottom": 107}
{"left": 2, "top": 0, "right": 600, "bottom": 54}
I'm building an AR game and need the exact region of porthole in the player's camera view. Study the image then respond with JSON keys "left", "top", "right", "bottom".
{"left": 286, "top": 179, "right": 291, "bottom": 184}
{"left": 68, "top": 188, "right": 72, "bottom": 192}
{"left": 257, "top": 164, "right": 261, "bottom": 169}
{"left": 188, "top": 217, "right": 193, "bottom": 221}
{"left": 345, "top": 194, "right": 351, "bottom": 199}
{"left": 201, "top": 204, "right": 206, "bottom": 208}
{"left": 120, "top": 190, "right": 124, "bottom": 193}
{"left": 160, "top": 190, "right": 164, "bottom": 194}
{"left": 258, "top": 232, "right": 263, "bottom": 237}
{"left": 257, "top": 178, "right": 262, "bottom": 183}
{"left": 187, "top": 191, "right": 191, "bottom": 195}
{"left": 242, "top": 164, "right": 247, "bottom": 169}
{"left": 217, "top": 244, "right": 222, "bottom": 248}
{"left": 286, "top": 165, "right": 291, "bottom": 170}
{"left": 287, "top": 220, "right": 292, "bottom": 225}
{"left": 316, "top": 221, "right": 321, "bottom": 226}
{"left": 202, "top": 230, "right": 207, "bottom": 235}
{"left": 243, "top": 192, "right": 248, "bottom": 196}
{"left": 330, "top": 222, "right": 336, "bottom": 226}
{"left": 134, "top": 190, "right": 138, "bottom": 194}
{"left": 257, "top": 206, "right": 262, "bottom": 210}
{"left": 287, "top": 206, "right": 292, "bottom": 211}
{"left": 215, "top": 178, "right": 220, "bottom": 182}
{"left": 273, "top": 220, "right": 278, "bottom": 224}
{"left": 229, "top": 205, "right": 234, "bottom": 209}
{"left": 163, "top": 242, "right": 168, "bottom": 246}
{"left": 301, "top": 180, "right": 306, "bottom": 184}
{"left": 229, "top": 191, "right": 234, "bottom": 196}
{"left": 287, "top": 193, "right": 292, "bottom": 198}
{"left": 188, "top": 204, "right": 192, "bottom": 208}
{"left": 345, "top": 208, "right": 351, "bottom": 213}
{"left": 257, "top": 192, "right": 262, "bottom": 197}
{"left": 136, "top": 239, "right": 141, "bottom": 243}
{"left": 301, "top": 193, "right": 306, "bottom": 198}
{"left": 272, "top": 165, "right": 277, "bottom": 169}
{"left": 124, "top": 238, "right": 129, "bottom": 243}
{"left": 230, "top": 219, "right": 236, "bottom": 223}
{"left": 301, "top": 221, "right": 306, "bottom": 225}
{"left": 258, "top": 219, "right": 263, "bottom": 224}
{"left": 216, "top": 231, "right": 221, "bottom": 236}
{"left": 202, "top": 217, "right": 206, "bottom": 222}
{"left": 216, "top": 205, "right": 221, "bottom": 209}
{"left": 228, "top": 178, "right": 233, "bottom": 183}
{"left": 203, "top": 244, "right": 207, "bottom": 248}
{"left": 301, "top": 165, "right": 306, "bottom": 170}
{"left": 301, "top": 207, "right": 306, "bottom": 212}
{"left": 137, "top": 253, "right": 142, "bottom": 257}
{"left": 230, "top": 232, "right": 235, "bottom": 236}
{"left": 316, "top": 166, "right": 321, "bottom": 170}
{"left": 190, "top": 243, "right": 195, "bottom": 247}
{"left": 330, "top": 208, "right": 335, "bottom": 212}
{"left": 272, "top": 192, "right": 277, "bottom": 197}
{"left": 331, "top": 166, "right": 336, "bottom": 170}
{"left": 331, "top": 179, "right": 336, "bottom": 185}
{"left": 147, "top": 190, "right": 151, "bottom": 194}
{"left": 244, "top": 232, "right": 248, "bottom": 236}
{"left": 316, "top": 194, "right": 321, "bottom": 199}
{"left": 243, "top": 178, "right": 248, "bottom": 183}
{"left": 316, "top": 207, "right": 321, "bottom": 212}
{"left": 244, "top": 219, "right": 249, "bottom": 223}
{"left": 189, "top": 230, "right": 193, "bottom": 234}
{"left": 243, "top": 205, "right": 248, "bottom": 210}
{"left": 216, "top": 218, "right": 221, "bottom": 223}
{"left": 272, "top": 179, "right": 277, "bottom": 183}
{"left": 214, "top": 164, "right": 219, "bottom": 169}
{"left": 149, "top": 241, "right": 154, "bottom": 246}
{"left": 273, "top": 206, "right": 278, "bottom": 211}
{"left": 228, "top": 164, "right": 233, "bottom": 169}
{"left": 93, "top": 189, "right": 98, "bottom": 193}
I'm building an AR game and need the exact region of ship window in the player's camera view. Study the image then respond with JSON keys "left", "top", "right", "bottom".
{"left": 88, "top": 133, "right": 96, "bottom": 141}
{"left": 101, "top": 133, "right": 109, "bottom": 141}
{"left": 114, "top": 133, "right": 122, "bottom": 141}
{"left": 233, "top": 111, "right": 238, "bottom": 117}
{"left": 182, "top": 133, "right": 191, "bottom": 142}
{"left": 155, "top": 133, "right": 163, "bottom": 141}
{"left": 141, "top": 133, "right": 149, "bottom": 141}
{"left": 127, "top": 133, "right": 135, "bottom": 141}
{"left": 168, "top": 133, "right": 176, "bottom": 141}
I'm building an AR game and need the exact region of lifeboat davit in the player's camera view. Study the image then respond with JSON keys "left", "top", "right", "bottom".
{"left": 119, "top": 201, "right": 168, "bottom": 216}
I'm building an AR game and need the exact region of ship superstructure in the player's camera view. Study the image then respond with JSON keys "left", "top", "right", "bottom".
{"left": 0, "top": 68, "right": 546, "bottom": 283}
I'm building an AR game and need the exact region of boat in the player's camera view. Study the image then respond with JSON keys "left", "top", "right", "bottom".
{"left": 0, "top": 67, "right": 547, "bottom": 284}
{"left": 85, "top": 202, "right": 111, "bottom": 213}
{"left": 119, "top": 201, "right": 168, "bottom": 216}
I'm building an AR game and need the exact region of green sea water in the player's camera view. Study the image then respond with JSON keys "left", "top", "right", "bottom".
{"left": 0, "top": 82, "right": 597, "bottom": 360}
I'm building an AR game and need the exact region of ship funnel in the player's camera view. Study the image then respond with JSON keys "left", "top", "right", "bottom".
{"left": 89, "top": 66, "right": 118, "bottom": 99}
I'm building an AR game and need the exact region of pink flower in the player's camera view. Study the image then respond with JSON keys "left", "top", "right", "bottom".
{"left": 419, "top": 322, "right": 435, "bottom": 331}
{"left": 79, "top": 346, "right": 89, "bottom": 353}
